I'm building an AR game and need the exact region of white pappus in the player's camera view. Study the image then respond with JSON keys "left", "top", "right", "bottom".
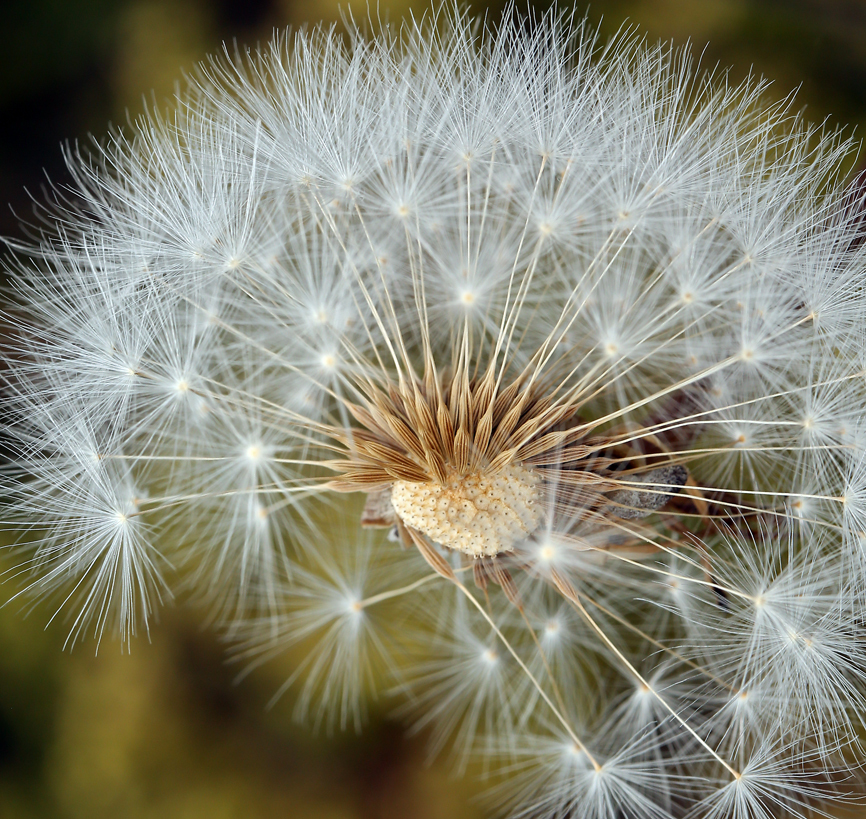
{"left": 3, "top": 6, "right": 866, "bottom": 818}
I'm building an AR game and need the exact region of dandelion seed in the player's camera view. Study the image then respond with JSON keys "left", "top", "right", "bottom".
{"left": 3, "top": 5, "right": 866, "bottom": 817}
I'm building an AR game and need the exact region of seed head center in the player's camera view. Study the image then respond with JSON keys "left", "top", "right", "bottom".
{"left": 390, "top": 463, "right": 543, "bottom": 557}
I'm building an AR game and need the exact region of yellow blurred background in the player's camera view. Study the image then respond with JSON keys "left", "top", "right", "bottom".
{"left": 2, "top": 1, "right": 866, "bottom": 817}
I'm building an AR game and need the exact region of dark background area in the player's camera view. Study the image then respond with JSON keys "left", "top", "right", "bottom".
{"left": 2, "top": 1, "right": 866, "bottom": 817}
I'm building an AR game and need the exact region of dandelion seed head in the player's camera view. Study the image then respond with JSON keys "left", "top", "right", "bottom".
{"left": 3, "top": 3, "right": 866, "bottom": 815}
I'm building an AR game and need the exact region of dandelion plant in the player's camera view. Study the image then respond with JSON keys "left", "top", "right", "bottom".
{"left": 3, "top": 6, "right": 866, "bottom": 817}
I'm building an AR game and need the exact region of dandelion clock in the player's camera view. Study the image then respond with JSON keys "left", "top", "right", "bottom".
{"left": 3, "top": 6, "right": 866, "bottom": 817}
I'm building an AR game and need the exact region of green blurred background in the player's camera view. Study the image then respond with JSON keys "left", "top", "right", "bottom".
{"left": 2, "top": 1, "right": 866, "bottom": 817}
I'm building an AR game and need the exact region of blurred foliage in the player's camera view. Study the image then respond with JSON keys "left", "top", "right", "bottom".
{"left": 3, "top": 1, "right": 866, "bottom": 817}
